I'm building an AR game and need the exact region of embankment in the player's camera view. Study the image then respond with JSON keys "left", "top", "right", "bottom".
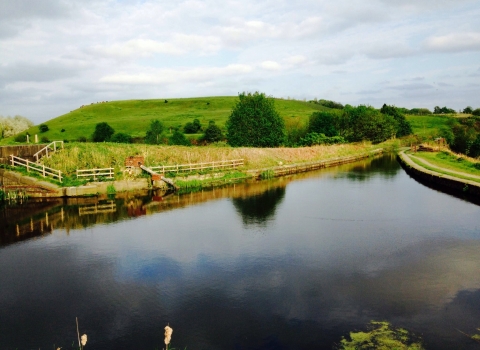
{"left": 397, "top": 150, "right": 480, "bottom": 196}
{"left": 1, "top": 148, "right": 383, "bottom": 197}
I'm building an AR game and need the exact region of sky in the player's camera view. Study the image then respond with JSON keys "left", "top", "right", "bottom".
{"left": 1, "top": 0, "right": 479, "bottom": 124}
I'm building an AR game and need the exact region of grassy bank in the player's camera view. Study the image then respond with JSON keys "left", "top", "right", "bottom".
{"left": 405, "top": 150, "right": 480, "bottom": 183}
{"left": 39, "top": 141, "right": 385, "bottom": 180}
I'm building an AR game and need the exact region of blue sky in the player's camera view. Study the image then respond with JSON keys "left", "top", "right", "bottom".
{"left": 1, "top": 0, "right": 479, "bottom": 124}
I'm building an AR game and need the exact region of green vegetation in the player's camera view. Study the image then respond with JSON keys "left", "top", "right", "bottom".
{"left": 145, "top": 119, "right": 165, "bottom": 145}
{"left": 226, "top": 92, "right": 286, "bottom": 147}
{"left": 338, "top": 321, "right": 424, "bottom": 350}
{"left": 201, "top": 120, "right": 224, "bottom": 143}
{"left": 406, "top": 151, "right": 480, "bottom": 183}
{"left": 1, "top": 97, "right": 330, "bottom": 145}
{"left": 92, "top": 122, "right": 115, "bottom": 142}
{"left": 39, "top": 124, "right": 49, "bottom": 133}
{"left": 405, "top": 115, "right": 451, "bottom": 139}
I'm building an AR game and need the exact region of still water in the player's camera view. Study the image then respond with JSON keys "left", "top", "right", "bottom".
{"left": 1, "top": 155, "right": 480, "bottom": 349}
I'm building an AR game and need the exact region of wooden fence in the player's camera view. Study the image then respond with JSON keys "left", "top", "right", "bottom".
{"left": 33, "top": 141, "right": 64, "bottom": 162}
{"left": 150, "top": 159, "right": 244, "bottom": 174}
{"left": 10, "top": 155, "right": 63, "bottom": 182}
{"left": 76, "top": 168, "right": 114, "bottom": 180}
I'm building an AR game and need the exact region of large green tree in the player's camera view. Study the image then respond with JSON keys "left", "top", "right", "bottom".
{"left": 92, "top": 122, "right": 115, "bottom": 142}
{"left": 226, "top": 92, "right": 286, "bottom": 147}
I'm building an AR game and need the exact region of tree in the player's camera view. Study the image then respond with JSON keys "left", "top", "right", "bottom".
{"left": 343, "top": 105, "right": 396, "bottom": 144}
{"left": 145, "top": 119, "right": 164, "bottom": 144}
{"left": 463, "top": 106, "right": 473, "bottom": 114}
{"left": 184, "top": 119, "right": 202, "bottom": 134}
{"left": 380, "top": 104, "right": 413, "bottom": 137}
{"left": 92, "top": 122, "right": 115, "bottom": 142}
{"left": 201, "top": 120, "right": 223, "bottom": 143}
{"left": 472, "top": 108, "right": 480, "bottom": 116}
{"left": 226, "top": 92, "right": 286, "bottom": 147}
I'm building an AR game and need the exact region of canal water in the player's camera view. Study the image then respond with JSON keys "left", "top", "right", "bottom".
{"left": 1, "top": 154, "right": 480, "bottom": 349}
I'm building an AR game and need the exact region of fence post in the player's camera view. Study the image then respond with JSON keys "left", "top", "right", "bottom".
{"left": 26, "top": 159, "right": 29, "bottom": 172}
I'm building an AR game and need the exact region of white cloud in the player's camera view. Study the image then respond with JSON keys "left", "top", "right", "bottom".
{"left": 99, "top": 64, "right": 253, "bottom": 85}
{"left": 92, "top": 39, "right": 184, "bottom": 58}
{"left": 425, "top": 32, "right": 480, "bottom": 52}
{"left": 260, "top": 61, "right": 282, "bottom": 71}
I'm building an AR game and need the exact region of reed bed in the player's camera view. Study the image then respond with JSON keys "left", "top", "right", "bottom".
{"left": 40, "top": 142, "right": 378, "bottom": 176}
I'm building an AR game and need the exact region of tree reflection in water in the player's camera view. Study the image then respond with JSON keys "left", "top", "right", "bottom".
{"left": 231, "top": 185, "right": 286, "bottom": 226}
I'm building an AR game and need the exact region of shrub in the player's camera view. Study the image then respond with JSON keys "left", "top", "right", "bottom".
{"left": 41, "top": 136, "right": 50, "bottom": 143}
{"left": 227, "top": 91, "right": 285, "bottom": 147}
{"left": 111, "top": 133, "right": 132, "bottom": 143}
{"left": 201, "top": 121, "right": 223, "bottom": 143}
{"left": 299, "top": 132, "right": 345, "bottom": 146}
{"left": 184, "top": 119, "right": 202, "bottom": 134}
{"left": 472, "top": 108, "right": 480, "bottom": 116}
{"left": 463, "top": 106, "right": 473, "bottom": 114}
{"left": 39, "top": 124, "right": 49, "bottom": 133}
{"left": 92, "top": 122, "right": 115, "bottom": 142}
{"left": 61, "top": 128, "right": 65, "bottom": 132}
{"left": 308, "top": 111, "right": 339, "bottom": 137}
{"left": 14, "top": 134, "right": 27, "bottom": 142}
{"left": 77, "top": 136, "right": 87, "bottom": 142}
{"left": 145, "top": 119, "right": 164, "bottom": 144}
{"left": 169, "top": 130, "right": 190, "bottom": 146}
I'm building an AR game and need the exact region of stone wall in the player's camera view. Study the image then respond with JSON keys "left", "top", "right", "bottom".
{"left": 0, "top": 144, "right": 48, "bottom": 164}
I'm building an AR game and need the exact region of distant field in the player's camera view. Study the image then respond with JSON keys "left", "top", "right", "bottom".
{"left": 406, "top": 114, "right": 452, "bottom": 138}
{"left": 3, "top": 96, "right": 329, "bottom": 143}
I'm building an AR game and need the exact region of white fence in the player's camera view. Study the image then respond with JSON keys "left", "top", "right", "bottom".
{"left": 150, "top": 159, "right": 244, "bottom": 174}
{"left": 10, "top": 155, "right": 63, "bottom": 182}
{"left": 33, "top": 141, "right": 64, "bottom": 162}
{"left": 76, "top": 168, "right": 114, "bottom": 180}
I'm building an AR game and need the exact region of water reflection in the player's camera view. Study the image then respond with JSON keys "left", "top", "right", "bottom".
{"left": 337, "top": 153, "right": 401, "bottom": 181}
{"left": 231, "top": 185, "right": 286, "bottom": 226}
{"left": 1, "top": 155, "right": 480, "bottom": 350}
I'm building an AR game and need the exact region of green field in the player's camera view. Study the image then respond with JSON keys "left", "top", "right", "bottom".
{"left": 4, "top": 96, "right": 329, "bottom": 143}
{"left": 406, "top": 114, "right": 452, "bottom": 138}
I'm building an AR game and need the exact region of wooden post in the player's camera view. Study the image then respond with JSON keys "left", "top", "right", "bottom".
{"left": 43, "top": 164, "right": 45, "bottom": 177}
{"left": 26, "top": 159, "right": 29, "bottom": 172}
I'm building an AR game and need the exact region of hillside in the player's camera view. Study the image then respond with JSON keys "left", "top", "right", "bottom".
{"left": 7, "top": 96, "right": 329, "bottom": 143}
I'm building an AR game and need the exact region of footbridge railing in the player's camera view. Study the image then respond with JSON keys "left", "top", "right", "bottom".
{"left": 33, "top": 141, "right": 64, "bottom": 162}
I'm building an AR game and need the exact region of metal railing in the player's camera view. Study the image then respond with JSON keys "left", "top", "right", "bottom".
{"left": 150, "top": 159, "right": 244, "bottom": 174}
{"left": 10, "top": 155, "right": 63, "bottom": 182}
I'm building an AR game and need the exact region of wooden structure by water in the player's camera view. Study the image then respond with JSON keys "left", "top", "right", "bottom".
{"left": 140, "top": 165, "right": 178, "bottom": 190}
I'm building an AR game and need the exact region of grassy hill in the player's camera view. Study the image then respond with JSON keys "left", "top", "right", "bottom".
{"left": 5, "top": 96, "right": 329, "bottom": 143}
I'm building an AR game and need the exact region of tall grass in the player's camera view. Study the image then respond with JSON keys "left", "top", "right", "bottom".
{"left": 40, "top": 142, "right": 378, "bottom": 177}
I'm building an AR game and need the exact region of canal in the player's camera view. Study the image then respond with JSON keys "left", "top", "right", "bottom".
{"left": 1, "top": 154, "right": 479, "bottom": 349}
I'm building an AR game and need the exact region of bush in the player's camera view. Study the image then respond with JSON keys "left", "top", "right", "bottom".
{"left": 201, "top": 121, "right": 223, "bottom": 143}
{"left": 227, "top": 91, "right": 285, "bottom": 147}
{"left": 77, "top": 136, "right": 87, "bottom": 142}
{"left": 308, "top": 111, "right": 339, "bottom": 137}
{"left": 41, "top": 136, "right": 50, "bottom": 143}
{"left": 145, "top": 119, "right": 164, "bottom": 144}
{"left": 472, "top": 108, "right": 480, "bottom": 116}
{"left": 14, "top": 134, "right": 27, "bottom": 142}
{"left": 61, "top": 128, "right": 65, "bottom": 132}
{"left": 92, "top": 122, "right": 115, "bottom": 142}
{"left": 184, "top": 119, "right": 202, "bottom": 134}
{"left": 38, "top": 124, "right": 49, "bottom": 133}
{"left": 299, "top": 132, "right": 345, "bottom": 146}
{"left": 111, "top": 133, "right": 132, "bottom": 143}
{"left": 311, "top": 99, "right": 344, "bottom": 109}
{"left": 169, "top": 130, "right": 190, "bottom": 146}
